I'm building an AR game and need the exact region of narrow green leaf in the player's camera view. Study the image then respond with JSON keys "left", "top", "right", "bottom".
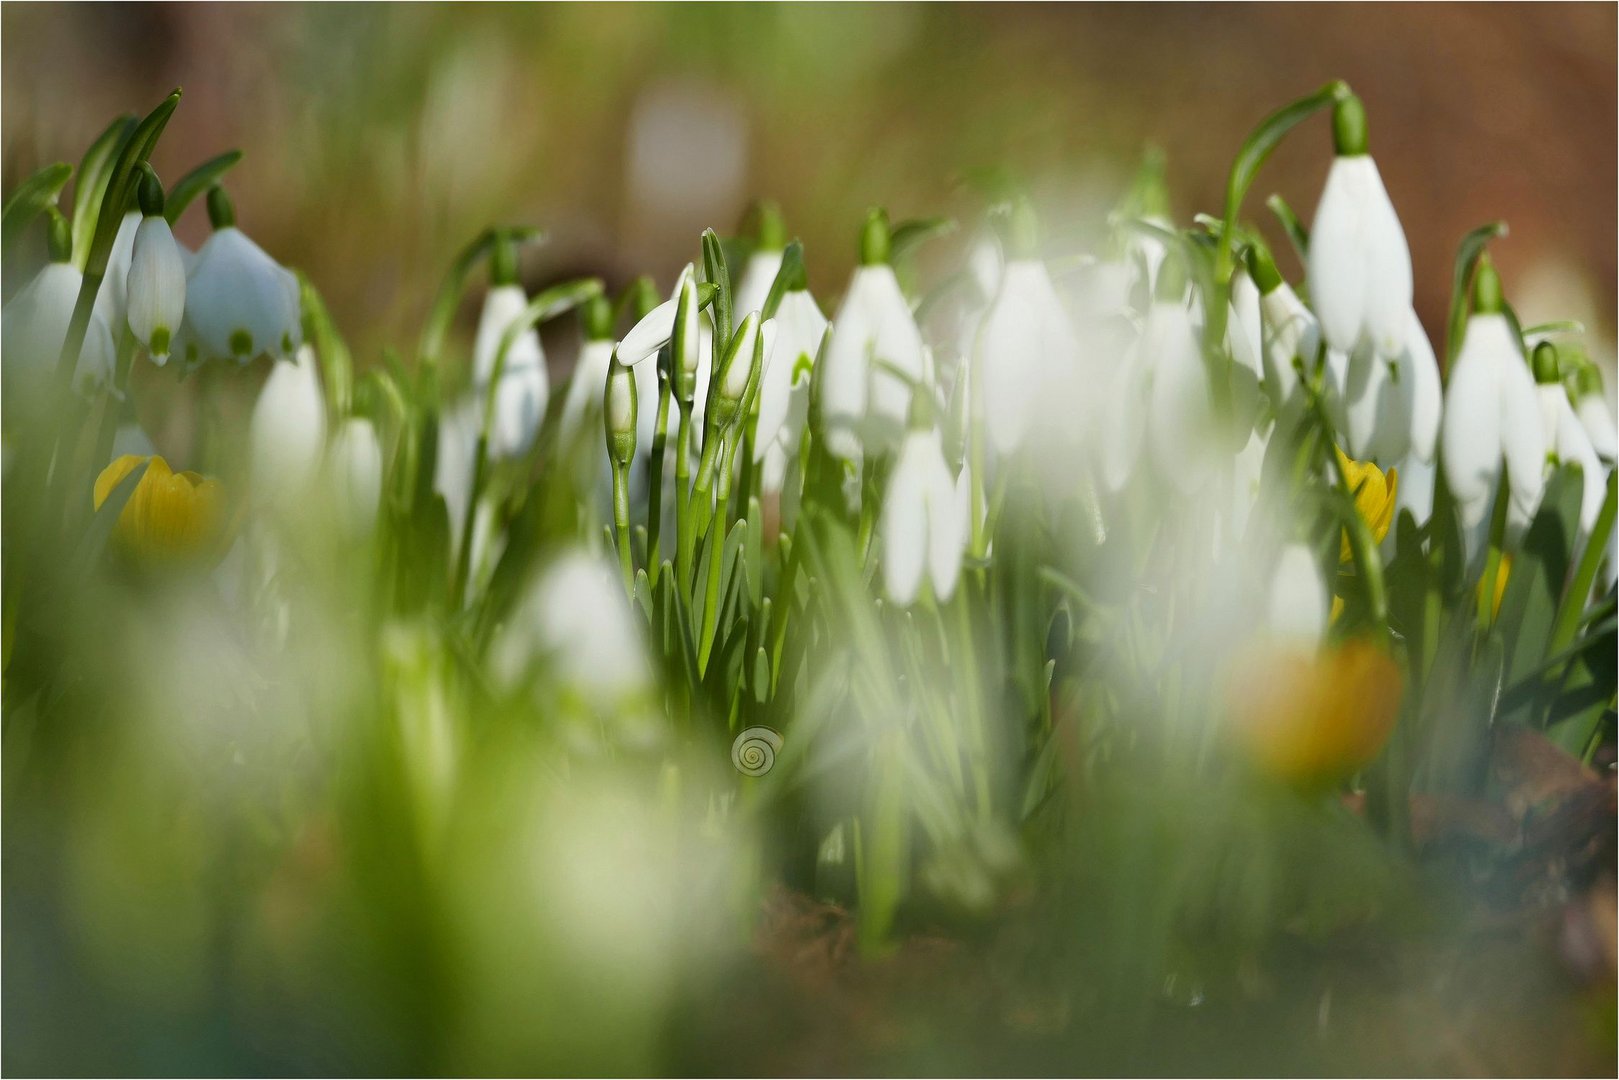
{"left": 69, "top": 114, "right": 136, "bottom": 267}
{"left": 164, "top": 149, "right": 243, "bottom": 224}
{"left": 1, "top": 161, "right": 72, "bottom": 255}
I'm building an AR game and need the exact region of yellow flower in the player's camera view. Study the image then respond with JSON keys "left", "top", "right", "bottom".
{"left": 1336, "top": 446, "right": 1397, "bottom": 563}
{"left": 1478, "top": 551, "right": 1512, "bottom": 621}
{"left": 1228, "top": 637, "right": 1404, "bottom": 787}
{"left": 93, "top": 454, "right": 228, "bottom": 567}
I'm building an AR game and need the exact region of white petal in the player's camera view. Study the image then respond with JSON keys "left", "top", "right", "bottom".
{"left": 2, "top": 262, "right": 81, "bottom": 385}
{"left": 1497, "top": 338, "right": 1547, "bottom": 523}
{"left": 1357, "top": 159, "right": 1414, "bottom": 356}
{"left": 1396, "top": 311, "right": 1442, "bottom": 462}
{"left": 186, "top": 227, "right": 299, "bottom": 361}
{"left": 127, "top": 216, "right": 187, "bottom": 360}
{"left": 1546, "top": 388, "right": 1607, "bottom": 537}
{"left": 619, "top": 296, "right": 677, "bottom": 367}
{"left": 327, "top": 417, "right": 383, "bottom": 535}
{"left": 250, "top": 345, "right": 327, "bottom": 501}
{"left": 755, "top": 289, "right": 826, "bottom": 458}
{"left": 1227, "top": 269, "right": 1264, "bottom": 379}
{"left": 980, "top": 278, "right": 1040, "bottom": 456}
{"left": 864, "top": 266, "right": 926, "bottom": 454}
{"left": 1260, "top": 282, "right": 1319, "bottom": 422}
{"left": 1440, "top": 315, "right": 1509, "bottom": 528}
{"left": 488, "top": 361, "right": 549, "bottom": 460}
{"left": 733, "top": 249, "right": 782, "bottom": 322}
{"left": 1267, "top": 543, "right": 1327, "bottom": 647}
{"left": 472, "top": 284, "right": 531, "bottom": 384}
{"left": 1576, "top": 392, "right": 1616, "bottom": 462}
{"left": 1308, "top": 156, "right": 1370, "bottom": 353}
{"left": 558, "top": 339, "right": 617, "bottom": 448}
{"left": 880, "top": 432, "right": 931, "bottom": 605}
{"left": 1145, "top": 301, "right": 1214, "bottom": 494}
{"left": 1392, "top": 452, "right": 1436, "bottom": 531}
{"left": 1099, "top": 347, "right": 1149, "bottom": 494}
{"left": 925, "top": 449, "right": 965, "bottom": 602}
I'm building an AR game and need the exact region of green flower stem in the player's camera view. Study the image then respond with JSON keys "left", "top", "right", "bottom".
{"left": 1547, "top": 471, "right": 1617, "bottom": 657}
{"left": 952, "top": 584, "right": 993, "bottom": 820}
{"left": 612, "top": 461, "right": 634, "bottom": 597}
{"left": 645, "top": 360, "right": 673, "bottom": 588}
{"left": 968, "top": 331, "right": 989, "bottom": 560}
{"left": 675, "top": 402, "right": 695, "bottom": 588}
{"left": 1311, "top": 392, "right": 1391, "bottom": 645}
{"left": 1476, "top": 471, "right": 1511, "bottom": 638}
{"left": 696, "top": 488, "right": 728, "bottom": 677}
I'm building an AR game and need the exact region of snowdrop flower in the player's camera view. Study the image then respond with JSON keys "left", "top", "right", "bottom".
{"left": 754, "top": 276, "right": 828, "bottom": 464}
{"left": 1532, "top": 345, "right": 1607, "bottom": 538}
{"left": 733, "top": 202, "right": 787, "bottom": 320}
{"left": 1326, "top": 312, "right": 1440, "bottom": 469}
{"left": 1144, "top": 263, "right": 1217, "bottom": 494}
{"left": 556, "top": 295, "right": 619, "bottom": 450}
{"left": 468, "top": 235, "right": 548, "bottom": 460}
{"left": 1440, "top": 259, "right": 1546, "bottom": 531}
{"left": 1, "top": 212, "right": 116, "bottom": 397}
{"left": 979, "top": 204, "right": 1083, "bottom": 455}
{"left": 1249, "top": 245, "right": 1321, "bottom": 425}
{"left": 881, "top": 396, "right": 966, "bottom": 606}
{"left": 1266, "top": 543, "right": 1328, "bottom": 648}
{"left": 125, "top": 167, "right": 186, "bottom": 365}
{"left": 1307, "top": 93, "right": 1412, "bottom": 357}
{"left": 249, "top": 345, "right": 326, "bottom": 504}
{"left": 489, "top": 550, "right": 653, "bottom": 708}
{"left": 818, "top": 210, "right": 927, "bottom": 461}
{"left": 1229, "top": 424, "right": 1268, "bottom": 544}
{"left": 93, "top": 209, "right": 141, "bottom": 331}
{"left": 605, "top": 354, "right": 638, "bottom": 468}
{"left": 185, "top": 187, "right": 302, "bottom": 363}
{"left": 1572, "top": 364, "right": 1617, "bottom": 463}
{"left": 326, "top": 417, "right": 383, "bottom": 536}
{"left": 620, "top": 264, "right": 716, "bottom": 447}
{"left": 1226, "top": 267, "right": 1265, "bottom": 388}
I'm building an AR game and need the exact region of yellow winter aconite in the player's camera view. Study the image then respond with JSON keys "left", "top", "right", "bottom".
{"left": 93, "top": 455, "right": 227, "bottom": 567}
{"left": 1228, "top": 637, "right": 1404, "bottom": 787}
{"left": 1336, "top": 446, "right": 1397, "bottom": 563}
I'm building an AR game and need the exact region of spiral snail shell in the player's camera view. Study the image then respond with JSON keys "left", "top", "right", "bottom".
{"left": 731, "top": 727, "right": 782, "bottom": 776}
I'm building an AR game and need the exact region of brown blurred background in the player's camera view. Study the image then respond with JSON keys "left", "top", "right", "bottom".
{"left": 4, "top": 2, "right": 1615, "bottom": 376}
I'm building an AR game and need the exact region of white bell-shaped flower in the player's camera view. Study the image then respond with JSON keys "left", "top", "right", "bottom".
{"left": 980, "top": 258, "right": 1082, "bottom": 456}
{"left": 471, "top": 278, "right": 548, "bottom": 461}
{"left": 1258, "top": 279, "right": 1321, "bottom": 425}
{"left": 819, "top": 213, "right": 926, "bottom": 461}
{"left": 489, "top": 550, "right": 653, "bottom": 707}
{"left": 1266, "top": 543, "right": 1328, "bottom": 648}
{"left": 1533, "top": 352, "right": 1608, "bottom": 538}
{"left": 1, "top": 258, "right": 117, "bottom": 398}
{"left": 1307, "top": 95, "right": 1412, "bottom": 357}
{"left": 185, "top": 189, "right": 301, "bottom": 362}
{"left": 557, "top": 338, "right": 618, "bottom": 450}
{"left": 326, "top": 416, "right": 383, "bottom": 536}
{"left": 734, "top": 247, "right": 783, "bottom": 324}
{"left": 126, "top": 207, "right": 187, "bottom": 366}
{"left": 1326, "top": 310, "right": 1441, "bottom": 468}
{"left": 755, "top": 288, "right": 827, "bottom": 461}
{"left": 1572, "top": 367, "right": 1617, "bottom": 464}
{"left": 1227, "top": 268, "right": 1265, "bottom": 387}
{"left": 1144, "top": 289, "right": 1217, "bottom": 494}
{"left": 881, "top": 423, "right": 966, "bottom": 606}
{"left": 250, "top": 345, "right": 327, "bottom": 503}
{"left": 93, "top": 209, "right": 141, "bottom": 331}
{"left": 1098, "top": 332, "right": 1150, "bottom": 495}
{"left": 1439, "top": 265, "right": 1546, "bottom": 530}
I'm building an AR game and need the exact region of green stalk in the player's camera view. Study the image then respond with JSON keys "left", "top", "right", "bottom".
{"left": 675, "top": 402, "right": 695, "bottom": 587}
{"left": 1546, "top": 471, "right": 1617, "bottom": 656}
{"left": 645, "top": 362, "right": 673, "bottom": 587}
{"left": 612, "top": 461, "right": 634, "bottom": 596}
{"left": 1476, "top": 471, "right": 1511, "bottom": 638}
{"left": 953, "top": 584, "right": 993, "bottom": 819}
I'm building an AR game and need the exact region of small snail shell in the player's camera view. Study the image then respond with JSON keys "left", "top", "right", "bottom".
{"left": 731, "top": 727, "right": 782, "bottom": 776}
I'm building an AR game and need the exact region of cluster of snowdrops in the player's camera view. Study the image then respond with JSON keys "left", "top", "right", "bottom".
{"left": 4, "top": 83, "right": 1615, "bottom": 954}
